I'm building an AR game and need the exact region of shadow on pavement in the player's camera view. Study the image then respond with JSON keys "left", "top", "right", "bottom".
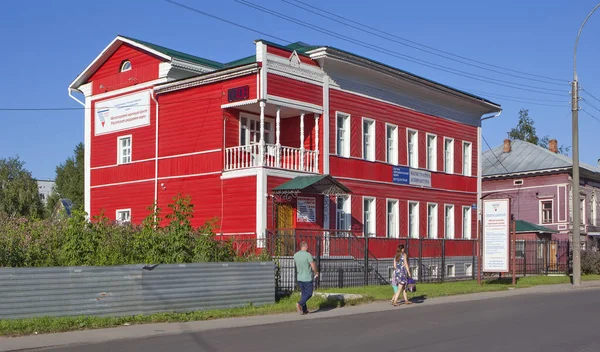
{"left": 409, "top": 295, "right": 427, "bottom": 304}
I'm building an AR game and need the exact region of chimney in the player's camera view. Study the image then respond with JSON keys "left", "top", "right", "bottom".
{"left": 549, "top": 139, "right": 558, "bottom": 153}
{"left": 503, "top": 139, "right": 511, "bottom": 153}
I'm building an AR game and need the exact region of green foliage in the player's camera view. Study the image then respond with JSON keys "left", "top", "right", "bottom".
{"left": 509, "top": 108, "right": 570, "bottom": 155}
{"left": 0, "top": 195, "right": 266, "bottom": 267}
{"left": 0, "top": 156, "right": 44, "bottom": 219}
{"left": 582, "top": 250, "right": 600, "bottom": 275}
{"left": 52, "top": 143, "right": 84, "bottom": 211}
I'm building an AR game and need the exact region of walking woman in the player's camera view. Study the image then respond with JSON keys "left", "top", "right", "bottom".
{"left": 391, "top": 244, "right": 412, "bottom": 306}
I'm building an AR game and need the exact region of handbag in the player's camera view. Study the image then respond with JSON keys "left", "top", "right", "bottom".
{"left": 406, "top": 277, "right": 417, "bottom": 292}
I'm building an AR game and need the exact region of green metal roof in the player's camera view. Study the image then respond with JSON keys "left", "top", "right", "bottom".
{"left": 122, "top": 36, "right": 225, "bottom": 69}
{"left": 225, "top": 55, "right": 256, "bottom": 68}
{"left": 515, "top": 220, "right": 558, "bottom": 234}
{"left": 272, "top": 175, "right": 351, "bottom": 194}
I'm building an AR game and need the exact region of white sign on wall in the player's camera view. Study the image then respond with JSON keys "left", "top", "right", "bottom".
{"left": 297, "top": 196, "right": 316, "bottom": 223}
{"left": 482, "top": 199, "right": 510, "bottom": 272}
{"left": 94, "top": 91, "right": 151, "bottom": 136}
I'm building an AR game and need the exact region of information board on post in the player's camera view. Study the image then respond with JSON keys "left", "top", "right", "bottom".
{"left": 297, "top": 196, "right": 316, "bottom": 223}
{"left": 482, "top": 199, "right": 510, "bottom": 273}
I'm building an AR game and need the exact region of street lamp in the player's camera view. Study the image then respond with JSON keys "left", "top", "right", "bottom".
{"left": 572, "top": 3, "right": 600, "bottom": 286}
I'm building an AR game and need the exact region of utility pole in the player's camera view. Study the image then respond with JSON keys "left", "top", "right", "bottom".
{"left": 571, "top": 3, "right": 600, "bottom": 286}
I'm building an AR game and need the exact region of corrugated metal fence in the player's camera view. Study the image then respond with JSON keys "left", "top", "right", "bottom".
{"left": 0, "top": 262, "right": 275, "bottom": 320}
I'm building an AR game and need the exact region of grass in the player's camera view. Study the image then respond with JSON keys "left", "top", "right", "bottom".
{"left": 2, "top": 274, "right": 599, "bottom": 337}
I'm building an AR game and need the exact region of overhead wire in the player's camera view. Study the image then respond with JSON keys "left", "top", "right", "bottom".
{"left": 482, "top": 135, "right": 510, "bottom": 173}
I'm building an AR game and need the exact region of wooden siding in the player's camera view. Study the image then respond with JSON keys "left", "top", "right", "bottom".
{"left": 91, "top": 161, "right": 155, "bottom": 187}
{"left": 267, "top": 74, "right": 322, "bottom": 107}
{"left": 89, "top": 43, "right": 162, "bottom": 94}
{"left": 90, "top": 181, "right": 155, "bottom": 222}
{"left": 222, "top": 176, "right": 256, "bottom": 234}
{"left": 157, "top": 152, "right": 222, "bottom": 178}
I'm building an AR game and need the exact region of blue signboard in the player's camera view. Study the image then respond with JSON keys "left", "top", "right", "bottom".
{"left": 392, "top": 166, "right": 410, "bottom": 184}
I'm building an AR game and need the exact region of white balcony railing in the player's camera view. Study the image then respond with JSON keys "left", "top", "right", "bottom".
{"left": 225, "top": 144, "right": 318, "bottom": 173}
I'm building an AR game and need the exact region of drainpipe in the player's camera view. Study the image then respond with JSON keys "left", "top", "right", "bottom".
{"left": 150, "top": 89, "right": 159, "bottom": 223}
{"left": 68, "top": 88, "right": 85, "bottom": 107}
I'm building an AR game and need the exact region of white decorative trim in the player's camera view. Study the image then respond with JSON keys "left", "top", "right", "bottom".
{"left": 477, "top": 127, "right": 482, "bottom": 225}
{"left": 115, "top": 208, "right": 132, "bottom": 223}
{"left": 266, "top": 53, "right": 324, "bottom": 84}
{"left": 91, "top": 79, "right": 167, "bottom": 102}
{"left": 91, "top": 178, "right": 154, "bottom": 189}
{"left": 171, "top": 58, "right": 216, "bottom": 74}
{"left": 323, "top": 75, "right": 330, "bottom": 174}
{"left": 462, "top": 140, "right": 473, "bottom": 177}
{"left": 159, "top": 62, "right": 172, "bottom": 78}
{"left": 443, "top": 136, "right": 455, "bottom": 174}
{"left": 90, "top": 171, "right": 222, "bottom": 189}
{"left": 444, "top": 204, "right": 455, "bottom": 239}
{"left": 425, "top": 133, "right": 438, "bottom": 172}
{"left": 221, "top": 168, "right": 258, "bottom": 180}
{"left": 90, "top": 148, "right": 222, "bottom": 170}
{"left": 221, "top": 99, "right": 259, "bottom": 109}
{"left": 480, "top": 183, "right": 570, "bottom": 194}
{"left": 256, "top": 168, "right": 267, "bottom": 247}
{"left": 361, "top": 117, "right": 376, "bottom": 162}
{"left": 539, "top": 198, "right": 555, "bottom": 225}
{"left": 79, "top": 83, "right": 92, "bottom": 97}
{"left": 116, "top": 135, "right": 133, "bottom": 165}
{"left": 84, "top": 97, "right": 91, "bottom": 216}
{"left": 384, "top": 123, "right": 399, "bottom": 166}
{"left": 406, "top": 128, "right": 419, "bottom": 169}
{"left": 483, "top": 167, "right": 572, "bottom": 179}
{"left": 266, "top": 95, "right": 323, "bottom": 114}
{"left": 362, "top": 196, "right": 376, "bottom": 237}
{"left": 385, "top": 198, "right": 400, "bottom": 238}
{"left": 333, "top": 176, "right": 478, "bottom": 195}
{"left": 155, "top": 64, "right": 259, "bottom": 94}
{"left": 408, "top": 200, "right": 420, "bottom": 239}
{"left": 257, "top": 42, "right": 268, "bottom": 100}
{"left": 159, "top": 171, "right": 221, "bottom": 181}
{"left": 426, "top": 202, "right": 439, "bottom": 239}
{"left": 265, "top": 168, "right": 314, "bottom": 179}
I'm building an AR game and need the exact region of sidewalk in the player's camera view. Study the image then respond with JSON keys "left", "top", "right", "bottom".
{"left": 2, "top": 281, "right": 600, "bottom": 352}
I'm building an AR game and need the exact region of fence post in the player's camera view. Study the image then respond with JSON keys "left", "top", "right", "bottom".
{"left": 418, "top": 237, "right": 423, "bottom": 281}
{"left": 364, "top": 235, "right": 369, "bottom": 286}
{"left": 441, "top": 239, "right": 446, "bottom": 282}
{"left": 316, "top": 236, "right": 321, "bottom": 290}
{"left": 472, "top": 240, "right": 476, "bottom": 280}
{"left": 567, "top": 240, "right": 571, "bottom": 276}
{"left": 523, "top": 240, "right": 527, "bottom": 277}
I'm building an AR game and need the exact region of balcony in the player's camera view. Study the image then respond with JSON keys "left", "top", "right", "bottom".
{"left": 225, "top": 143, "right": 318, "bottom": 173}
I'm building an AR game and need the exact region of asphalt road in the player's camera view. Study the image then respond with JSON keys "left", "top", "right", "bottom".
{"left": 38, "top": 288, "right": 599, "bottom": 352}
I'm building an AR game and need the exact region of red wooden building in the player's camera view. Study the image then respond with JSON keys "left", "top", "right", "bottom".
{"left": 68, "top": 36, "right": 501, "bottom": 261}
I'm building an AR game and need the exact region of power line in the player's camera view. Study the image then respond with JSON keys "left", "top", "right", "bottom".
{"left": 482, "top": 135, "right": 509, "bottom": 173}
{"left": 283, "top": 0, "right": 566, "bottom": 85}
{"left": 580, "top": 88, "right": 600, "bottom": 106}
{"left": 235, "top": 0, "right": 567, "bottom": 96}
{"left": 580, "top": 99, "right": 600, "bottom": 115}
{"left": 581, "top": 108, "right": 600, "bottom": 124}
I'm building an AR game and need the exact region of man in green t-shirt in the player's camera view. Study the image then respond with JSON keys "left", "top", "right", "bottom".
{"left": 293, "top": 241, "right": 319, "bottom": 315}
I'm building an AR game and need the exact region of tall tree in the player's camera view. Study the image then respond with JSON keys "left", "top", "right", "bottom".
{"left": 509, "top": 109, "right": 570, "bottom": 155}
{"left": 51, "top": 143, "right": 84, "bottom": 211}
{"left": 0, "top": 156, "right": 44, "bottom": 218}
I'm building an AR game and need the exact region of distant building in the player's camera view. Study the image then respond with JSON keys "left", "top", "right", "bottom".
{"left": 36, "top": 180, "right": 55, "bottom": 205}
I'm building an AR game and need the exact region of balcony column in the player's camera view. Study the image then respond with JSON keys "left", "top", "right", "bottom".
{"left": 259, "top": 99, "right": 266, "bottom": 166}
{"left": 276, "top": 107, "right": 281, "bottom": 168}
{"left": 300, "top": 113, "right": 305, "bottom": 171}
{"left": 315, "top": 114, "right": 320, "bottom": 173}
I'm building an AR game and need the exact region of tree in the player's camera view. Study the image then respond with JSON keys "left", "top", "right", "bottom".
{"left": 509, "top": 109, "right": 571, "bottom": 155}
{"left": 50, "top": 143, "right": 84, "bottom": 212}
{"left": 0, "top": 156, "right": 44, "bottom": 218}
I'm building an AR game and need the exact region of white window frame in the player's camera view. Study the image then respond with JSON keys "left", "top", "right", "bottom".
{"left": 336, "top": 195, "right": 351, "bottom": 232}
{"left": 116, "top": 209, "right": 131, "bottom": 224}
{"left": 464, "top": 263, "right": 473, "bottom": 277}
{"left": 462, "top": 206, "right": 472, "bottom": 239}
{"left": 407, "top": 129, "right": 419, "bottom": 168}
{"left": 239, "top": 113, "right": 274, "bottom": 146}
{"left": 444, "top": 137, "right": 454, "bottom": 174}
{"left": 580, "top": 197, "right": 586, "bottom": 225}
{"left": 462, "top": 141, "right": 472, "bottom": 176}
{"left": 362, "top": 117, "right": 376, "bottom": 161}
{"left": 426, "top": 133, "right": 437, "bottom": 171}
{"left": 446, "top": 264, "right": 455, "bottom": 278}
{"left": 539, "top": 199, "right": 553, "bottom": 224}
{"left": 363, "top": 197, "right": 376, "bottom": 237}
{"left": 120, "top": 60, "right": 132, "bottom": 72}
{"left": 592, "top": 192, "right": 597, "bottom": 226}
{"left": 516, "top": 240, "right": 525, "bottom": 259}
{"left": 429, "top": 265, "right": 439, "bottom": 279}
{"left": 117, "top": 135, "right": 132, "bottom": 165}
{"left": 385, "top": 123, "right": 398, "bottom": 165}
{"left": 386, "top": 198, "right": 400, "bottom": 238}
{"left": 408, "top": 201, "right": 420, "bottom": 239}
{"left": 427, "top": 203, "right": 438, "bottom": 239}
{"left": 410, "top": 266, "right": 419, "bottom": 280}
{"left": 445, "top": 204, "right": 455, "bottom": 239}
{"left": 335, "top": 112, "right": 351, "bottom": 158}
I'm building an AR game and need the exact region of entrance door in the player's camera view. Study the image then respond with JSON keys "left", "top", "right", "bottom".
{"left": 276, "top": 204, "right": 295, "bottom": 255}
{"left": 549, "top": 241, "right": 558, "bottom": 272}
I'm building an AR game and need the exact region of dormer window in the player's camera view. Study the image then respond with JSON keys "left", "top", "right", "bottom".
{"left": 120, "top": 60, "right": 132, "bottom": 72}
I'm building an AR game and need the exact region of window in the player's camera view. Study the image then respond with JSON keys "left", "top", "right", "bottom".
{"left": 581, "top": 198, "right": 586, "bottom": 225}
{"left": 444, "top": 138, "right": 454, "bottom": 173}
{"left": 429, "top": 265, "right": 438, "bottom": 279}
{"left": 516, "top": 240, "right": 525, "bottom": 258}
{"left": 336, "top": 196, "right": 351, "bottom": 232}
{"left": 462, "top": 206, "right": 472, "bottom": 239}
{"left": 240, "top": 115, "right": 273, "bottom": 145}
{"left": 465, "top": 263, "right": 473, "bottom": 277}
{"left": 427, "top": 203, "right": 438, "bottom": 238}
{"left": 116, "top": 209, "right": 131, "bottom": 224}
{"left": 445, "top": 205, "right": 455, "bottom": 239}
{"left": 363, "top": 197, "right": 376, "bottom": 237}
{"left": 362, "top": 118, "right": 375, "bottom": 161}
{"left": 409, "top": 201, "right": 419, "bottom": 238}
{"left": 407, "top": 130, "right": 418, "bottom": 168}
{"left": 336, "top": 112, "right": 350, "bottom": 157}
{"left": 426, "top": 134, "right": 437, "bottom": 171}
{"left": 541, "top": 200, "right": 553, "bottom": 224}
{"left": 120, "top": 60, "right": 132, "bottom": 72}
{"left": 118, "top": 136, "right": 132, "bottom": 164}
{"left": 446, "top": 264, "right": 455, "bottom": 278}
{"left": 39, "top": 194, "right": 46, "bottom": 201}
{"left": 462, "top": 142, "right": 472, "bottom": 176}
{"left": 592, "top": 192, "right": 597, "bottom": 226}
{"left": 386, "top": 124, "right": 398, "bottom": 165}
{"left": 410, "top": 267, "right": 419, "bottom": 280}
{"left": 514, "top": 180, "right": 524, "bottom": 186}
{"left": 387, "top": 199, "right": 399, "bottom": 238}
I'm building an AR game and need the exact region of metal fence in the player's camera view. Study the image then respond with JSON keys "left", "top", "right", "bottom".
{"left": 0, "top": 262, "right": 275, "bottom": 320}
{"left": 264, "top": 230, "right": 479, "bottom": 292}
{"left": 514, "top": 240, "right": 570, "bottom": 276}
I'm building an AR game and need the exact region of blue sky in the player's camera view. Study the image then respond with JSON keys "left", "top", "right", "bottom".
{"left": 2, "top": 0, "right": 600, "bottom": 179}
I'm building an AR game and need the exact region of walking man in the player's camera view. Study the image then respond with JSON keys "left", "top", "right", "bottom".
{"left": 294, "top": 241, "right": 319, "bottom": 315}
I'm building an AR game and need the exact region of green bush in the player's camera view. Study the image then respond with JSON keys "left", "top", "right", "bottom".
{"left": 0, "top": 195, "right": 266, "bottom": 267}
{"left": 582, "top": 250, "right": 600, "bottom": 275}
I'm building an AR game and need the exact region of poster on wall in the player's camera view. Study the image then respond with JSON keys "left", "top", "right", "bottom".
{"left": 482, "top": 199, "right": 510, "bottom": 272}
{"left": 297, "top": 196, "right": 316, "bottom": 223}
{"left": 94, "top": 91, "right": 151, "bottom": 135}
